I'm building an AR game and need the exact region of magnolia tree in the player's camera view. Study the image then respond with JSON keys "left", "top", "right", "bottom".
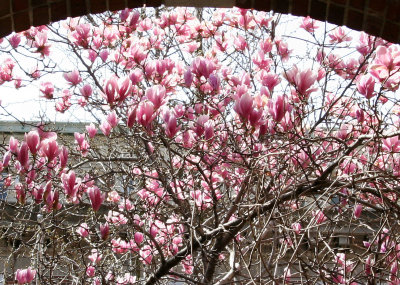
{"left": 1, "top": 6, "right": 400, "bottom": 285}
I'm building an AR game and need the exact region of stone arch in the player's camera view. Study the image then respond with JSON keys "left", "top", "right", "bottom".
{"left": 0, "top": 0, "right": 399, "bottom": 43}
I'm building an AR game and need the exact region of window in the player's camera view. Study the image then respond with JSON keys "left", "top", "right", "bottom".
{"left": 0, "top": 173, "right": 7, "bottom": 200}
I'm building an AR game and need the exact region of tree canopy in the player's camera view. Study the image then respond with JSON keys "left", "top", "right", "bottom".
{"left": 1, "top": 6, "right": 400, "bottom": 285}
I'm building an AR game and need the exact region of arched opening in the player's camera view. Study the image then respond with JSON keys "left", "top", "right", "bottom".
{"left": 0, "top": 0, "right": 399, "bottom": 42}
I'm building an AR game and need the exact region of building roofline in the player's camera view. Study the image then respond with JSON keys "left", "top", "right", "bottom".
{"left": 0, "top": 121, "right": 88, "bottom": 135}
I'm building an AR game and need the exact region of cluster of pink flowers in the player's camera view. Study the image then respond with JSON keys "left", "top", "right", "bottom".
{"left": 15, "top": 268, "right": 36, "bottom": 284}
{"left": 3, "top": 5, "right": 400, "bottom": 284}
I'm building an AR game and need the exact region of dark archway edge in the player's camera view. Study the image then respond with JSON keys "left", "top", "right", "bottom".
{"left": 0, "top": 0, "right": 399, "bottom": 43}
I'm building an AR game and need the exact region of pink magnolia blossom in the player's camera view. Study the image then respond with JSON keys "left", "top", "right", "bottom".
{"left": 182, "top": 255, "right": 194, "bottom": 275}
{"left": 284, "top": 65, "right": 317, "bottom": 98}
{"left": 336, "top": 253, "right": 355, "bottom": 274}
{"left": 204, "top": 121, "right": 215, "bottom": 140}
{"left": 76, "top": 223, "right": 89, "bottom": 238}
{"left": 134, "top": 232, "right": 144, "bottom": 244}
{"left": 34, "top": 32, "right": 50, "bottom": 56}
{"left": 191, "top": 57, "right": 216, "bottom": 79}
{"left": 313, "top": 210, "right": 327, "bottom": 224}
{"left": 61, "top": 170, "right": 80, "bottom": 198}
{"left": 71, "top": 23, "right": 91, "bottom": 47}
{"left": 14, "top": 77, "right": 22, "bottom": 89}
{"left": 31, "top": 68, "right": 40, "bottom": 79}
{"left": 117, "top": 198, "right": 134, "bottom": 211}
{"left": 357, "top": 75, "right": 376, "bottom": 99}
{"left": 59, "top": 146, "right": 68, "bottom": 169}
{"left": 234, "top": 35, "right": 247, "bottom": 51}
{"left": 40, "top": 82, "right": 54, "bottom": 99}
{"left": 145, "top": 85, "right": 167, "bottom": 109}
{"left": 9, "top": 34, "right": 21, "bottom": 48}
{"left": 128, "top": 10, "right": 140, "bottom": 27}
{"left": 300, "top": 16, "right": 319, "bottom": 32}
{"left": 190, "top": 190, "right": 213, "bottom": 210}
{"left": 106, "top": 210, "right": 128, "bottom": 225}
{"left": 184, "top": 68, "right": 194, "bottom": 87}
{"left": 275, "top": 39, "right": 291, "bottom": 62}
{"left": 103, "top": 77, "right": 118, "bottom": 105}
{"left": 55, "top": 101, "right": 69, "bottom": 113}
{"left": 25, "top": 131, "right": 40, "bottom": 154}
{"left": 140, "top": 245, "right": 153, "bottom": 265}
{"left": 88, "top": 249, "right": 102, "bottom": 264}
{"left": 292, "top": 222, "right": 302, "bottom": 234}
{"left": 370, "top": 46, "right": 400, "bottom": 81}
{"left": 335, "top": 125, "right": 351, "bottom": 140}
{"left": 159, "top": 11, "right": 178, "bottom": 28}
{"left": 356, "top": 108, "right": 365, "bottom": 123}
{"left": 36, "top": 124, "right": 57, "bottom": 140}
{"left": 268, "top": 94, "right": 288, "bottom": 123}
{"left": 111, "top": 238, "right": 130, "bottom": 254}
{"left": 99, "top": 49, "right": 109, "bottom": 62}
{"left": 139, "top": 18, "right": 153, "bottom": 31}
{"left": 45, "top": 188, "right": 62, "bottom": 212}
{"left": 127, "top": 107, "right": 137, "bottom": 128}
{"left": 100, "top": 222, "right": 110, "bottom": 240}
{"left": 252, "top": 50, "right": 271, "bottom": 70}
{"left": 87, "top": 186, "right": 105, "bottom": 212}
{"left": 107, "top": 111, "right": 120, "bottom": 128}
{"left": 329, "top": 27, "right": 352, "bottom": 43}
{"left": 9, "top": 136, "right": 19, "bottom": 153}
{"left": 107, "top": 190, "right": 120, "bottom": 203}
{"left": 136, "top": 101, "right": 156, "bottom": 127}
{"left": 88, "top": 50, "right": 97, "bottom": 62}
{"left": 383, "top": 136, "right": 400, "bottom": 152}
{"left": 15, "top": 183, "right": 26, "bottom": 204}
{"left": 86, "top": 123, "right": 97, "bottom": 138}
{"left": 3, "top": 9, "right": 399, "bottom": 284}
{"left": 145, "top": 59, "right": 173, "bottom": 79}
{"left": 357, "top": 35, "right": 372, "bottom": 57}
{"left": 184, "top": 42, "right": 200, "bottom": 53}
{"left": 316, "top": 68, "right": 326, "bottom": 82}
{"left": 127, "top": 45, "right": 147, "bottom": 64}
{"left": 63, "top": 70, "right": 82, "bottom": 86}
{"left": 163, "top": 110, "right": 180, "bottom": 138}
{"left": 174, "top": 104, "right": 185, "bottom": 118}
{"left": 117, "top": 77, "right": 132, "bottom": 102}
{"left": 17, "top": 142, "right": 30, "bottom": 169}
{"left": 194, "top": 115, "right": 209, "bottom": 137}
{"left": 74, "top": 132, "right": 85, "bottom": 146}
{"left": 26, "top": 169, "right": 36, "bottom": 184}
{"left": 259, "top": 38, "right": 273, "bottom": 53}
{"left": 208, "top": 73, "right": 220, "bottom": 91}
{"left": 86, "top": 265, "right": 95, "bottom": 277}
{"left": 74, "top": 132, "right": 89, "bottom": 156}
{"left": 15, "top": 267, "right": 36, "bottom": 284}
{"left": 129, "top": 69, "right": 143, "bottom": 85}
{"left": 80, "top": 84, "right": 92, "bottom": 99}
{"left": 100, "top": 121, "right": 112, "bottom": 136}
{"left": 259, "top": 71, "right": 280, "bottom": 91}
{"left": 105, "top": 272, "right": 114, "bottom": 282}
{"left": 234, "top": 93, "right": 253, "bottom": 120}
{"left": 103, "top": 76, "right": 132, "bottom": 105}
{"left": 40, "top": 139, "right": 59, "bottom": 162}
{"left": 354, "top": 204, "right": 363, "bottom": 219}
{"left": 3, "top": 151, "right": 11, "bottom": 167}
{"left": 231, "top": 72, "right": 251, "bottom": 87}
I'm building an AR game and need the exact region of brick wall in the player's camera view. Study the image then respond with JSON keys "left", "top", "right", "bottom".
{"left": 0, "top": 0, "right": 399, "bottom": 43}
